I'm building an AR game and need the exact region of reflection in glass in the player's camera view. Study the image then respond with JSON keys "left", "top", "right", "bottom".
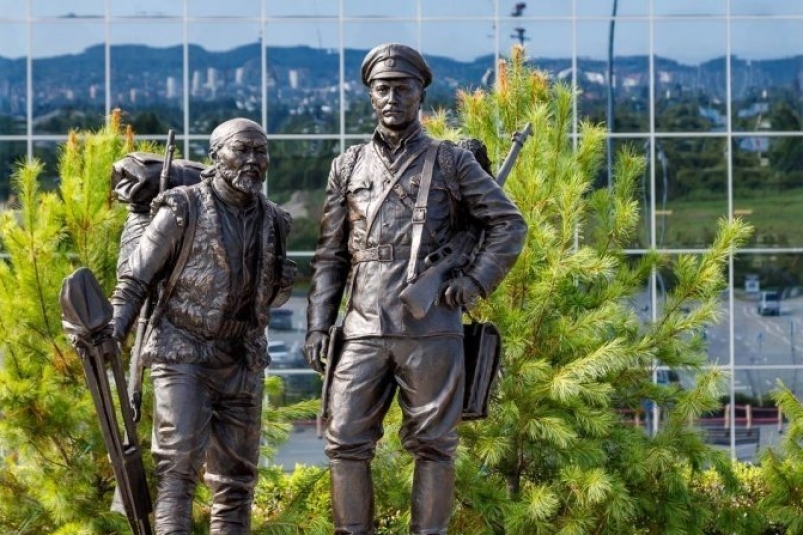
{"left": 576, "top": 0, "right": 649, "bottom": 17}
{"left": 109, "top": 0, "right": 183, "bottom": 18}
{"left": 0, "top": 23, "right": 27, "bottom": 122}
{"left": 32, "top": 23, "right": 106, "bottom": 135}
{"left": 110, "top": 23, "right": 184, "bottom": 135}
{"left": 575, "top": 21, "right": 650, "bottom": 133}
{"left": 0, "top": 0, "right": 27, "bottom": 19}
{"left": 268, "top": 139, "right": 340, "bottom": 251}
{"left": 730, "top": 20, "right": 803, "bottom": 129}
{"left": 32, "top": 140, "right": 62, "bottom": 191}
{"left": 188, "top": 23, "right": 262, "bottom": 135}
{"left": 187, "top": 0, "right": 260, "bottom": 18}
{"left": 420, "top": 21, "right": 497, "bottom": 111}
{"left": 650, "top": 137, "right": 727, "bottom": 248}
{"left": 654, "top": 1, "right": 726, "bottom": 16}
{"left": 733, "top": 135, "right": 803, "bottom": 248}
{"left": 422, "top": 0, "right": 496, "bottom": 18}
{"left": 0, "top": 141, "right": 26, "bottom": 201}
{"left": 31, "top": 0, "right": 104, "bottom": 18}
{"left": 731, "top": 0, "right": 803, "bottom": 16}
{"left": 265, "top": 21, "right": 340, "bottom": 135}
{"left": 654, "top": 20, "right": 727, "bottom": 133}
{"left": 344, "top": 22, "right": 418, "bottom": 135}
{"left": 344, "top": 0, "right": 416, "bottom": 18}
{"left": 265, "top": 1, "right": 338, "bottom": 18}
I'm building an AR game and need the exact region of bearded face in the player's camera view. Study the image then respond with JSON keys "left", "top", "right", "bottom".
{"left": 214, "top": 132, "right": 269, "bottom": 196}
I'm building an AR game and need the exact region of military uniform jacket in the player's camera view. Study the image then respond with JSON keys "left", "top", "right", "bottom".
{"left": 307, "top": 125, "right": 527, "bottom": 340}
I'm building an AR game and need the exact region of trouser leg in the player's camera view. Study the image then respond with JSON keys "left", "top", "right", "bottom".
{"left": 325, "top": 338, "right": 396, "bottom": 535}
{"left": 205, "top": 364, "right": 264, "bottom": 535}
{"left": 330, "top": 460, "right": 375, "bottom": 535}
{"left": 410, "top": 460, "right": 455, "bottom": 535}
{"left": 395, "top": 336, "right": 464, "bottom": 535}
{"left": 150, "top": 364, "right": 211, "bottom": 535}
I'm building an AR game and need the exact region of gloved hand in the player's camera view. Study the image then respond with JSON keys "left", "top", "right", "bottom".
{"left": 439, "top": 276, "right": 483, "bottom": 309}
{"left": 304, "top": 330, "right": 329, "bottom": 374}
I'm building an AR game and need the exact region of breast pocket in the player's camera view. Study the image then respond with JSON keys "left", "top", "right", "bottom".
{"left": 346, "top": 178, "right": 372, "bottom": 222}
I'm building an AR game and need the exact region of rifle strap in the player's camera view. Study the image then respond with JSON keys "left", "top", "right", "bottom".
{"left": 148, "top": 187, "right": 198, "bottom": 333}
{"left": 406, "top": 140, "right": 441, "bottom": 283}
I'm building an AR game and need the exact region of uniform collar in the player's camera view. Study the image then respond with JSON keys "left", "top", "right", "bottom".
{"left": 372, "top": 122, "right": 425, "bottom": 154}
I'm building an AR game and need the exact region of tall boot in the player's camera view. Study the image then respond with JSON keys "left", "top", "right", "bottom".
{"left": 410, "top": 460, "right": 455, "bottom": 535}
{"left": 330, "top": 460, "right": 375, "bottom": 535}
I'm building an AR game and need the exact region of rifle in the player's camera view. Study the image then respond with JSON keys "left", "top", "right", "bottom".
{"left": 60, "top": 268, "right": 153, "bottom": 535}
{"left": 127, "top": 129, "right": 175, "bottom": 422}
{"left": 400, "top": 122, "right": 532, "bottom": 319}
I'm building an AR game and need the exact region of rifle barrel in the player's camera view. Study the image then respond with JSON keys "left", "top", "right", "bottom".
{"left": 496, "top": 122, "right": 532, "bottom": 187}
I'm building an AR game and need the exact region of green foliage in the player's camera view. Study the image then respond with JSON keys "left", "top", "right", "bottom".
{"left": 425, "top": 46, "right": 754, "bottom": 534}
{"left": 0, "top": 112, "right": 321, "bottom": 534}
{"left": 0, "top": 111, "right": 136, "bottom": 534}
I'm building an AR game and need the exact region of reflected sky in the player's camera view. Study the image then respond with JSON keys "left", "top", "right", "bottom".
{"left": 0, "top": 0, "right": 801, "bottom": 63}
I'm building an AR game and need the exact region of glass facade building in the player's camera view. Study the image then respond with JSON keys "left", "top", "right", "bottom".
{"left": 1, "top": 0, "right": 802, "bottom": 462}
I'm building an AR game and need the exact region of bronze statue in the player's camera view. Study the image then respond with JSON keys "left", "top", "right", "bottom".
{"left": 305, "top": 43, "right": 527, "bottom": 535}
{"left": 110, "top": 118, "right": 296, "bottom": 535}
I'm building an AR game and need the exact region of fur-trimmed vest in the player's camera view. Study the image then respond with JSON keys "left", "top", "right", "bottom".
{"left": 141, "top": 180, "right": 289, "bottom": 369}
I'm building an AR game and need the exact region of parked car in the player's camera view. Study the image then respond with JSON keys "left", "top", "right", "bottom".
{"left": 757, "top": 290, "right": 781, "bottom": 316}
{"left": 268, "top": 340, "right": 305, "bottom": 369}
{"left": 269, "top": 309, "right": 295, "bottom": 331}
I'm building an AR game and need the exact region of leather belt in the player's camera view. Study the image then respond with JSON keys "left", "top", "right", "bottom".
{"left": 352, "top": 244, "right": 410, "bottom": 263}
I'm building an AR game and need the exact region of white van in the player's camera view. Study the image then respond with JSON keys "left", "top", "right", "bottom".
{"left": 757, "top": 290, "right": 781, "bottom": 316}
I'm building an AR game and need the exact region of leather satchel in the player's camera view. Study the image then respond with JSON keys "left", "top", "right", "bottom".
{"left": 462, "top": 320, "right": 502, "bottom": 420}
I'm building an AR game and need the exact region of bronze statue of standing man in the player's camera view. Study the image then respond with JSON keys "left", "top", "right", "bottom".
{"left": 110, "top": 118, "right": 296, "bottom": 534}
{"left": 305, "top": 43, "right": 527, "bottom": 534}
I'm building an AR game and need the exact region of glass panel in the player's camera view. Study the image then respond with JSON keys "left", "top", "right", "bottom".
{"left": 654, "top": 1, "right": 726, "bottom": 16}
{"left": 31, "top": 0, "right": 104, "bottom": 18}
{"left": 0, "top": 141, "right": 26, "bottom": 202}
{"left": 110, "top": 23, "right": 184, "bottom": 135}
{"left": 188, "top": 0, "right": 260, "bottom": 18}
{"left": 344, "top": 21, "right": 418, "bottom": 135}
{"left": 422, "top": 0, "right": 497, "bottom": 18}
{"left": 267, "top": 138, "right": 339, "bottom": 199}
{"left": 576, "top": 0, "right": 650, "bottom": 17}
{"left": 654, "top": 20, "right": 727, "bottom": 133}
{"left": 576, "top": 21, "right": 650, "bottom": 133}
{"left": 187, "top": 23, "right": 262, "bottom": 135}
{"left": 265, "top": 21, "right": 340, "bottom": 135}
{"left": 731, "top": 20, "right": 803, "bottom": 129}
{"left": 187, "top": 140, "right": 210, "bottom": 165}
{"left": 649, "top": 137, "right": 727, "bottom": 248}
{"left": 32, "top": 23, "right": 106, "bottom": 135}
{"left": 733, "top": 135, "right": 803, "bottom": 248}
{"left": 344, "top": 0, "right": 417, "bottom": 18}
{"left": 0, "top": 23, "right": 27, "bottom": 127}
{"left": 732, "top": 1, "right": 803, "bottom": 16}
{"left": 265, "top": 1, "right": 338, "bottom": 18}
{"left": 31, "top": 140, "right": 61, "bottom": 191}
{"left": 420, "top": 21, "right": 498, "bottom": 111}
{"left": 734, "top": 253, "right": 803, "bottom": 368}
{"left": 0, "top": 0, "right": 26, "bottom": 19}
{"left": 109, "top": 0, "right": 183, "bottom": 18}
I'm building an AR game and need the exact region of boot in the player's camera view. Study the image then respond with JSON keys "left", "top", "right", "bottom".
{"left": 410, "top": 460, "right": 455, "bottom": 535}
{"left": 330, "top": 460, "right": 375, "bottom": 535}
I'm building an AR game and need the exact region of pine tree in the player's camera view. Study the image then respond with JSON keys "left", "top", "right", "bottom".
{"left": 421, "top": 46, "right": 753, "bottom": 534}
{"left": 0, "top": 111, "right": 136, "bottom": 534}
{"left": 0, "top": 113, "right": 320, "bottom": 534}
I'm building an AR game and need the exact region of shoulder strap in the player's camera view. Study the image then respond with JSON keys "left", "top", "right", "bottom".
{"left": 149, "top": 187, "right": 198, "bottom": 328}
{"left": 406, "top": 140, "right": 441, "bottom": 283}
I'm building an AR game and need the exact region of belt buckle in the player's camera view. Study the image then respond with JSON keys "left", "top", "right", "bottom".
{"left": 377, "top": 244, "right": 393, "bottom": 261}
